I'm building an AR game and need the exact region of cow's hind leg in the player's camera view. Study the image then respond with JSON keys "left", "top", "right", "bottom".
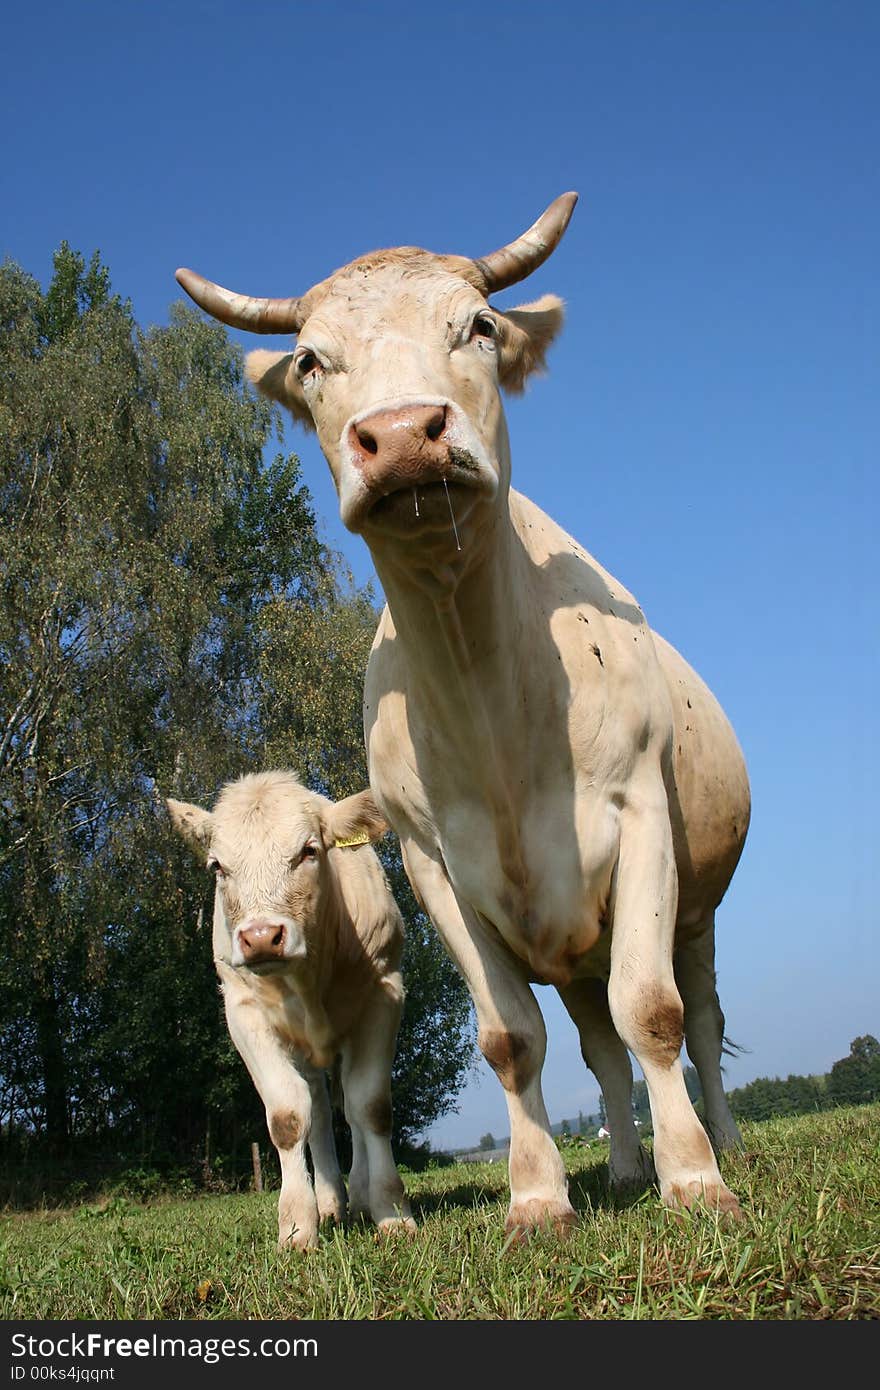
{"left": 302, "top": 1063, "right": 347, "bottom": 1225}
{"left": 674, "top": 913, "right": 743, "bottom": 1154}
{"left": 558, "top": 977, "right": 655, "bottom": 1192}
{"left": 402, "top": 840, "right": 576, "bottom": 1240}
{"left": 341, "top": 980, "right": 416, "bottom": 1236}
{"left": 607, "top": 803, "right": 740, "bottom": 1217}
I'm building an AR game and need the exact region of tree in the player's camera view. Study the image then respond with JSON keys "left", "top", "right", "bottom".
{"left": 827, "top": 1036, "right": 880, "bottom": 1109}
{"left": 478, "top": 1133, "right": 496, "bottom": 1152}
{"left": 0, "top": 245, "right": 474, "bottom": 1179}
{"left": 254, "top": 572, "right": 475, "bottom": 1147}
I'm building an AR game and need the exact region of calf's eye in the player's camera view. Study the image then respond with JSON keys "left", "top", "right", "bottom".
{"left": 299, "top": 844, "right": 318, "bottom": 862}
{"left": 207, "top": 858, "right": 226, "bottom": 879}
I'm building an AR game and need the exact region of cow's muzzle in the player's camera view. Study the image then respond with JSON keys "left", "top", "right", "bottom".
{"left": 347, "top": 403, "right": 449, "bottom": 484}
{"left": 338, "top": 397, "right": 497, "bottom": 533}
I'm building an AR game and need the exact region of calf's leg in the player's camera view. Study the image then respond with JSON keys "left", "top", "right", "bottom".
{"left": 301, "top": 1062, "right": 347, "bottom": 1224}
{"left": 219, "top": 974, "right": 320, "bottom": 1249}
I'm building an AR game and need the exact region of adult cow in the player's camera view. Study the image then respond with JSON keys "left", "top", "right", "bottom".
{"left": 167, "top": 771, "right": 415, "bottom": 1249}
{"left": 176, "top": 193, "right": 749, "bottom": 1233}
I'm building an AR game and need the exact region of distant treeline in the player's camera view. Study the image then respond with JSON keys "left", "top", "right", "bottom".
{"left": 629, "top": 1035, "right": 880, "bottom": 1128}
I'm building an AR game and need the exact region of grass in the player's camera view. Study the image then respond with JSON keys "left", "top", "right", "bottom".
{"left": 2, "top": 1104, "right": 878, "bottom": 1320}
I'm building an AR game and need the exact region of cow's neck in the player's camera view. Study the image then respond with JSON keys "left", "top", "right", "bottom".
{"left": 369, "top": 489, "right": 552, "bottom": 876}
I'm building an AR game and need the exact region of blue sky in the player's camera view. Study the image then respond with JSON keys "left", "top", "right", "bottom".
{"left": 3, "top": 2, "right": 877, "bottom": 1151}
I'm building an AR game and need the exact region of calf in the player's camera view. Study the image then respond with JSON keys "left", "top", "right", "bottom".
{"left": 167, "top": 770, "right": 415, "bottom": 1250}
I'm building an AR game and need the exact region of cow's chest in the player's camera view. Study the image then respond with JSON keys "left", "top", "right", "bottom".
{"left": 436, "top": 782, "right": 621, "bottom": 984}
{"left": 379, "top": 723, "right": 622, "bottom": 985}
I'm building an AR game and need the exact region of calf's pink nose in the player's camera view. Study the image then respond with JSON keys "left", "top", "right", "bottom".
{"left": 238, "top": 920, "right": 286, "bottom": 963}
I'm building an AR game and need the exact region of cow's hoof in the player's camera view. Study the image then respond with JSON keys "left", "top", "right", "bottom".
{"left": 609, "top": 1146, "right": 656, "bottom": 1193}
{"left": 663, "top": 1181, "right": 742, "bottom": 1222}
{"left": 504, "top": 1199, "right": 579, "bottom": 1245}
{"left": 376, "top": 1216, "right": 417, "bottom": 1238}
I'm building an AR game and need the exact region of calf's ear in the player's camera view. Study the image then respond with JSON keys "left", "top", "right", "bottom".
{"left": 246, "top": 349, "right": 315, "bottom": 431}
{"left": 322, "top": 789, "right": 389, "bottom": 847}
{"left": 496, "top": 294, "right": 565, "bottom": 394}
{"left": 165, "top": 797, "right": 214, "bottom": 856}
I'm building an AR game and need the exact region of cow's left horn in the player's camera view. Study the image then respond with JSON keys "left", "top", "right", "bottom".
{"left": 175, "top": 268, "right": 304, "bottom": 334}
{"left": 472, "top": 192, "right": 578, "bottom": 294}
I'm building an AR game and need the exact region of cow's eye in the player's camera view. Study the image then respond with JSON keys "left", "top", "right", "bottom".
{"left": 294, "top": 350, "right": 320, "bottom": 380}
{"left": 470, "top": 314, "right": 497, "bottom": 342}
{"left": 207, "top": 857, "right": 226, "bottom": 879}
{"left": 299, "top": 844, "right": 318, "bottom": 863}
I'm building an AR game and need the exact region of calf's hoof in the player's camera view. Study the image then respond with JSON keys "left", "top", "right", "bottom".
{"left": 317, "top": 1196, "right": 347, "bottom": 1226}
{"left": 376, "top": 1215, "right": 417, "bottom": 1238}
{"left": 278, "top": 1223, "right": 320, "bottom": 1252}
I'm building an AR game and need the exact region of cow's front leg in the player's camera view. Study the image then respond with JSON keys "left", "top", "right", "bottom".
{"left": 301, "top": 1062, "right": 347, "bottom": 1225}
{"left": 607, "top": 799, "right": 741, "bottom": 1216}
{"left": 341, "top": 978, "right": 416, "bottom": 1236}
{"left": 402, "top": 841, "right": 576, "bottom": 1239}
{"left": 219, "top": 975, "right": 320, "bottom": 1250}
{"left": 558, "top": 976, "right": 655, "bottom": 1191}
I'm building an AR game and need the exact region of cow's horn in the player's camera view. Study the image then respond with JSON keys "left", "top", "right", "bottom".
{"left": 472, "top": 192, "right": 578, "bottom": 294}
{"left": 175, "top": 268, "right": 304, "bottom": 334}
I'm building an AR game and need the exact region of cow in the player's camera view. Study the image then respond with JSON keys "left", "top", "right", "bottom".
{"left": 175, "top": 192, "right": 750, "bottom": 1234}
{"left": 166, "top": 770, "right": 416, "bottom": 1250}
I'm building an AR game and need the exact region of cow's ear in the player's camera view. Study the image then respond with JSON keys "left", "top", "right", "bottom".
{"left": 322, "top": 789, "right": 389, "bottom": 848}
{"left": 495, "top": 294, "right": 565, "bottom": 394}
{"left": 246, "top": 349, "right": 315, "bottom": 431}
{"left": 166, "top": 797, "right": 214, "bottom": 856}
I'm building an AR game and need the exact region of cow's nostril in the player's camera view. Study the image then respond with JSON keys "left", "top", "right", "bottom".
{"left": 426, "top": 406, "right": 446, "bottom": 441}
{"left": 270, "top": 926, "right": 284, "bottom": 947}
{"left": 356, "top": 425, "right": 378, "bottom": 455}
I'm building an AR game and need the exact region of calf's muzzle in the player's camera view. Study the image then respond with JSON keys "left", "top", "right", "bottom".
{"left": 238, "top": 919, "right": 288, "bottom": 966}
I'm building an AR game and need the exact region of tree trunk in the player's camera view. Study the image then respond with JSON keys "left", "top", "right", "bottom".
{"left": 33, "top": 982, "right": 68, "bottom": 1153}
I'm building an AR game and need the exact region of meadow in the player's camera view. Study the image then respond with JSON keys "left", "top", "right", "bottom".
{"left": 2, "top": 1105, "right": 878, "bottom": 1321}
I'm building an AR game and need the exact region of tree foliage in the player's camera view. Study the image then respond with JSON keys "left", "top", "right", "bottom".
{"left": 724, "top": 1036, "right": 880, "bottom": 1124}
{"left": 0, "top": 245, "right": 473, "bottom": 1191}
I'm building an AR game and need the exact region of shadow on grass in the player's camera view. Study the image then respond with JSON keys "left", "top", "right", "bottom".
{"left": 409, "top": 1157, "right": 654, "bottom": 1221}
{"left": 566, "top": 1163, "right": 655, "bottom": 1214}
{"left": 410, "top": 1179, "right": 505, "bottom": 1219}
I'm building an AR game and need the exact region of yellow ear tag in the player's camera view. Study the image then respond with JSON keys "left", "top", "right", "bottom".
{"left": 334, "top": 831, "right": 371, "bottom": 849}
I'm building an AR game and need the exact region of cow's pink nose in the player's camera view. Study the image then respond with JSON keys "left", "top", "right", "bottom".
{"left": 238, "top": 920, "right": 287, "bottom": 964}
{"left": 348, "top": 404, "right": 448, "bottom": 476}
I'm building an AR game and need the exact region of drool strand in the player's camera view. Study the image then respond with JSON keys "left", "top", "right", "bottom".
{"left": 413, "top": 487, "right": 420, "bottom": 517}
{"left": 443, "top": 479, "right": 461, "bottom": 551}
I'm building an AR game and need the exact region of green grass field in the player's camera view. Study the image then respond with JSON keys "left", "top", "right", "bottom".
{"left": 3, "top": 1105, "right": 878, "bottom": 1321}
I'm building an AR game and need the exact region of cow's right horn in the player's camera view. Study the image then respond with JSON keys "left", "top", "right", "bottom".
{"left": 471, "top": 191, "right": 578, "bottom": 294}
{"left": 175, "top": 268, "right": 304, "bottom": 334}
